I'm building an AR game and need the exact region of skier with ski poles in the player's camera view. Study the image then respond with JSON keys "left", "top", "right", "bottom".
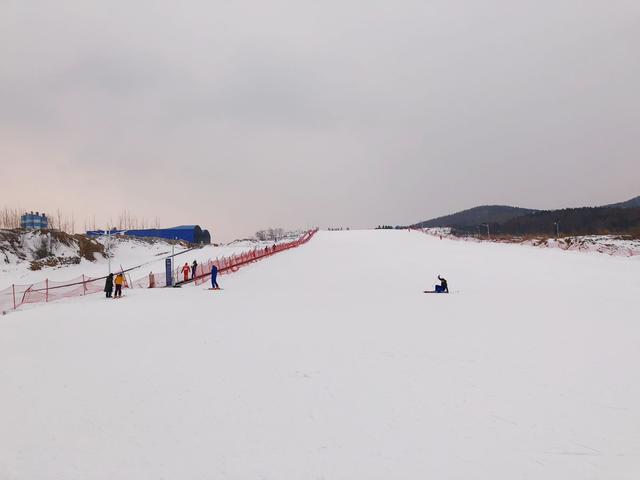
{"left": 211, "top": 264, "right": 220, "bottom": 290}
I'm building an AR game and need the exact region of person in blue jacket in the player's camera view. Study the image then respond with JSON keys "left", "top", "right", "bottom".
{"left": 211, "top": 264, "right": 220, "bottom": 289}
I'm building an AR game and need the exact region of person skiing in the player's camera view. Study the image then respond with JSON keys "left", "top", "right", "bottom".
{"left": 181, "top": 263, "right": 190, "bottom": 282}
{"left": 437, "top": 275, "right": 449, "bottom": 293}
{"left": 211, "top": 264, "right": 220, "bottom": 289}
{"left": 104, "top": 273, "right": 114, "bottom": 298}
{"left": 114, "top": 272, "right": 125, "bottom": 298}
{"left": 191, "top": 260, "right": 198, "bottom": 280}
{"left": 148, "top": 271, "right": 156, "bottom": 288}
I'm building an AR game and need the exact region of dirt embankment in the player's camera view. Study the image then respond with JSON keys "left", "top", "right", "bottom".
{"left": 0, "top": 229, "right": 106, "bottom": 270}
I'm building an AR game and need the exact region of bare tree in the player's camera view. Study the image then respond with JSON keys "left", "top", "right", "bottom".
{"left": 0, "top": 207, "right": 21, "bottom": 229}
{"left": 1, "top": 206, "right": 162, "bottom": 233}
{"left": 256, "top": 228, "right": 286, "bottom": 241}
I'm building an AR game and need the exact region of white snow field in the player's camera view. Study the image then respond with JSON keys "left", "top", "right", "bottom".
{"left": 1, "top": 230, "right": 639, "bottom": 479}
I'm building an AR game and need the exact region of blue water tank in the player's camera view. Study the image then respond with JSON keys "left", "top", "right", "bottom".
{"left": 20, "top": 212, "right": 48, "bottom": 230}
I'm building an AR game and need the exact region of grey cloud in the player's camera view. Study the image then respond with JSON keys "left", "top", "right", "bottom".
{"left": 1, "top": 0, "right": 639, "bottom": 240}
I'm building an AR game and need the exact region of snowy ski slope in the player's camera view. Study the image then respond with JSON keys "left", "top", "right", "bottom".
{"left": 1, "top": 230, "right": 639, "bottom": 479}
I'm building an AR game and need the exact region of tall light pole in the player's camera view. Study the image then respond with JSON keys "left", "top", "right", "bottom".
{"left": 481, "top": 223, "right": 490, "bottom": 239}
{"left": 553, "top": 221, "right": 560, "bottom": 239}
{"left": 106, "top": 227, "right": 112, "bottom": 274}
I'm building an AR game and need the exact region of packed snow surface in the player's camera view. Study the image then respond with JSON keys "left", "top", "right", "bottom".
{"left": 1, "top": 230, "right": 639, "bottom": 479}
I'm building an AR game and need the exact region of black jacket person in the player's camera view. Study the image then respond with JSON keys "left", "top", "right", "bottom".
{"left": 104, "top": 273, "right": 114, "bottom": 298}
{"left": 438, "top": 275, "right": 449, "bottom": 293}
{"left": 191, "top": 260, "right": 198, "bottom": 279}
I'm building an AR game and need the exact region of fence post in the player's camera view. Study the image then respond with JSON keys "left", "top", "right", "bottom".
{"left": 45, "top": 279, "right": 49, "bottom": 302}
{"left": 12, "top": 284, "right": 16, "bottom": 309}
{"left": 82, "top": 275, "right": 87, "bottom": 295}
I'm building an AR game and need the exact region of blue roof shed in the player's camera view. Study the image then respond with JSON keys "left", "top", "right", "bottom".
{"left": 86, "top": 225, "right": 211, "bottom": 244}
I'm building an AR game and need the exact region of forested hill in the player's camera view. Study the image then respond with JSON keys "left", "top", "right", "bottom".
{"left": 412, "top": 205, "right": 537, "bottom": 229}
{"left": 452, "top": 207, "right": 640, "bottom": 237}
{"left": 604, "top": 195, "right": 640, "bottom": 209}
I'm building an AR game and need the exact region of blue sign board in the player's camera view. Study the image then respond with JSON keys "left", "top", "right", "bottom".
{"left": 165, "top": 258, "right": 173, "bottom": 287}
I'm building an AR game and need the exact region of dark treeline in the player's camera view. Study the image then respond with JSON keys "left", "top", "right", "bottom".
{"left": 453, "top": 207, "right": 640, "bottom": 237}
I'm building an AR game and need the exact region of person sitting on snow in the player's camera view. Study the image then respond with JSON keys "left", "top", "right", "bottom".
{"left": 437, "top": 275, "right": 449, "bottom": 293}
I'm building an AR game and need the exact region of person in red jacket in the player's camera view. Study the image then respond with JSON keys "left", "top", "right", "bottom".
{"left": 181, "top": 262, "right": 190, "bottom": 281}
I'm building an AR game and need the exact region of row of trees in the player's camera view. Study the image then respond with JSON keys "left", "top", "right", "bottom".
{"left": 255, "top": 228, "right": 286, "bottom": 241}
{"left": 0, "top": 207, "right": 162, "bottom": 234}
{"left": 453, "top": 207, "right": 640, "bottom": 237}
{"left": 0, "top": 207, "right": 21, "bottom": 229}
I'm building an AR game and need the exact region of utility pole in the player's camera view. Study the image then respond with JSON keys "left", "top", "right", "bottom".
{"left": 169, "top": 237, "right": 177, "bottom": 287}
{"left": 106, "top": 228, "right": 112, "bottom": 274}
{"left": 482, "top": 223, "right": 490, "bottom": 239}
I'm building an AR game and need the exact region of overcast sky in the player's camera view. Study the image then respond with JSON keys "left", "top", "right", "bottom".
{"left": 1, "top": 0, "right": 639, "bottom": 241}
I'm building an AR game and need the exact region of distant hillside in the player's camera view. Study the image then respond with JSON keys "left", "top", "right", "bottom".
{"left": 413, "top": 205, "right": 537, "bottom": 229}
{"left": 604, "top": 195, "right": 640, "bottom": 209}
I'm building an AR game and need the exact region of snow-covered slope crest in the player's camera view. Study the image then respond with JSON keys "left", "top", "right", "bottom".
{"left": 0, "top": 230, "right": 305, "bottom": 291}
{"left": 0, "top": 230, "right": 105, "bottom": 267}
{"left": 0, "top": 230, "right": 183, "bottom": 289}
{"left": 419, "top": 228, "right": 640, "bottom": 256}
{"left": 525, "top": 235, "right": 640, "bottom": 256}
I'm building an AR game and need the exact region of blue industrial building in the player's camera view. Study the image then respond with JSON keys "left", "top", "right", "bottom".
{"left": 20, "top": 212, "right": 48, "bottom": 229}
{"left": 87, "top": 225, "right": 211, "bottom": 244}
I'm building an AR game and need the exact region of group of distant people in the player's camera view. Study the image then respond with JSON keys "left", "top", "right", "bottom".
{"left": 179, "top": 260, "right": 220, "bottom": 289}
{"left": 103, "top": 259, "right": 222, "bottom": 298}
{"left": 181, "top": 261, "right": 198, "bottom": 282}
{"left": 105, "top": 260, "right": 444, "bottom": 298}
{"left": 104, "top": 272, "right": 125, "bottom": 298}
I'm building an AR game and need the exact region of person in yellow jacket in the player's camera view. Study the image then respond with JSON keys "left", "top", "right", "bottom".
{"left": 114, "top": 272, "right": 125, "bottom": 298}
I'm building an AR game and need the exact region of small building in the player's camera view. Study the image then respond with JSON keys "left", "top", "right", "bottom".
{"left": 86, "top": 225, "right": 211, "bottom": 244}
{"left": 20, "top": 212, "right": 48, "bottom": 230}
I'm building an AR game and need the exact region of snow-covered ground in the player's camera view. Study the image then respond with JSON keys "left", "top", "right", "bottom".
{"left": 422, "top": 228, "right": 640, "bottom": 257}
{"left": 0, "top": 233, "right": 283, "bottom": 290}
{"left": 1, "top": 230, "right": 639, "bottom": 479}
{"left": 525, "top": 235, "right": 640, "bottom": 256}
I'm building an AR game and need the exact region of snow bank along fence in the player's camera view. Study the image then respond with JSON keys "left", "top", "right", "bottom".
{"left": 0, "top": 229, "right": 318, "bottom": 314}
{"left": 410, "top": 227, "right": 640, "bottom": 257}
{"left": 131, "top": 229, "right": 318, "bottom": 288}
